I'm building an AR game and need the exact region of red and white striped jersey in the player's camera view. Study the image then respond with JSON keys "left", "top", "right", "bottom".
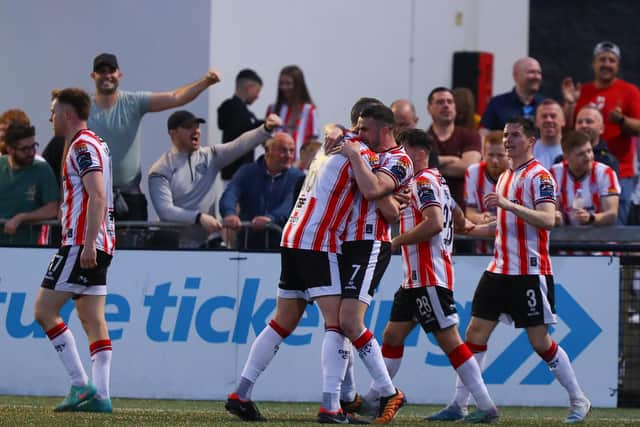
{"left": 281, "top": 143, "right": 379, "bottom": 253}
{"left": 61, "top": 129, "right": 115, "bottom": 254}
{"left": 464, "top": 161, "right": 498, "bottom": 255}
{"left": 267, "top": 103, "right": 317, "bottom": 160}
{"left": 550, "top": 160, "right": 620, "bottom": 225}
{"left": 343, "top": 145, "right": 413, "bottom": 242}
{"left": 488, "top": 158, "right": 555, "bottom": 275}
{"left": 400, "top": 168, "right": 455, "bottom": 289}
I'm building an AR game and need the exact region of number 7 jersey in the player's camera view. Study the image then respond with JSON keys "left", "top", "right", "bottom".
{"left": 399, "top": 168, "right": 456, "bottom": 290}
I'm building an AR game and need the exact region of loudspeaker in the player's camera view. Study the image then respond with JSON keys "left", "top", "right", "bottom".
{"left": 452, "top": 51, "right": 494, "bottom": 116}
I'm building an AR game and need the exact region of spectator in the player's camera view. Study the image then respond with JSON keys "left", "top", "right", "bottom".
{"left": 220, "top": 132, "right": 304, "bottom": 250}
{"left": 562, "top": 41, "right": 640, "bottom": 224}
{"left": 391, "top": 98, "right": 438, "bottom": 168}
{"left": 266, "top": 65, "right": 317, "bottom": 160}
{"left": 453, "top": 87, "right": 480, "bottom": 130}
{"left": 0, "top": 109, "right": 31, "bottom": 155}
{"left": 0, "top": 123, "right": 59, "bottom": 245}
{"left": 464, "top": 131, "right": 509, "bottom": 254}
{"left": 480, "top": 57, "right": 544, "bottom": 134}
{"left": 88, "top": 52, "right": 222, "bottom": 220}
{"left": 148, "top": 110, "right": 281, "bottom": 245}
{"left": 550, "top": 131, "right": 619, "bottom": 226}
{"left": 218, "top": 69, "right": 264, "bottom": 183}
{"left": 390, "top": 99, "right": 419, "bottom": 130}
{"left": 42, "top": 94, "right": 66, "bottom": 187}
{"left": 427, "top": 87, "right": 481, "bottom": 208}
{"left": 533, "top": 99, "right": 565, "bottom": 170}
{"left": 569, "top": 106, "right": 619, "bottom": 174}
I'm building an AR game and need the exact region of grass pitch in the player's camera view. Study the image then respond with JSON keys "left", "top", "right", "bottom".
{"left": 1, "top": 395, "right": 639, "bottom": 426}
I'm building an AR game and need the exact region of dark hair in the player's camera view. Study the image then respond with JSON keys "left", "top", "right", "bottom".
{"left": 427, "top": 86, "right": 454, "bottom": 104}
{"left": 274, "top": 65, "right": 313, "bottom": 112}
{"left": 505, "top": 116, "right": 537, "bottom": 138}
{"left": 561, "top": 130, "right": 591, "bottom": 154}
{"left": 359, "top": 104, "right": 395, "bottom": 127}
{"left": 52, "top": 88, "right": 91, "bottom": 121}
{"left": 396, "top": 128, "right": 433, "bottom": 153}
{"left": 5, "top": 123, "right": 35, "bottom": 147}
{"left": 236, "top": 68, "right": 262, "bottom": 87}
{"left": 350, "top": 97, "right": 383, "bottom": 127}
{"left": 453, "top": 87, "right": 476, "bottom": 129}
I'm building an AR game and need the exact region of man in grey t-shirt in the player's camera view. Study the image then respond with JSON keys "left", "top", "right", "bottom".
{"left": 87, "top": 53, "right": 221, "bottom": 220}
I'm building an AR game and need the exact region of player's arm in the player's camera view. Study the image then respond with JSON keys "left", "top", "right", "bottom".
{"left": 376, "top": 195, "right": 401, "bottom": 224}
{"left": 485, "top": 192, "right": 556, "bottom": 229}
{"left": 392, "top": 204, "right": 442, "bottom": 249}
{"left": 338, "top": 141, "right": 395, "bottom": 200}
{"left": 465, "top": 205, "right": 494, "bottom": 225}
{"left": 149, "top": 69, "right": 222, "bottom": 112}
{"left": 80, "top": 170, "right": 106, "bottom": 269}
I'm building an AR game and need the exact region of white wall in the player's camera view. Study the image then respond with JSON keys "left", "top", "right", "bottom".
{"left": 1, "top": 0, "right": 528, "bottom": 219}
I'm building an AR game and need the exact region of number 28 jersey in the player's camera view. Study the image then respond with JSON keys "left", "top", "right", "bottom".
{"left": 399, "top": 168, "right": 455, "bottom": 290}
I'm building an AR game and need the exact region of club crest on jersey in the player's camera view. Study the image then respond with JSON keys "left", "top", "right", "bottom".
{"left": 76, "top": 151, "right": 93, "bottom": 172}
{"left": 538, "top": 173, "right": 555, "bottom": 199}
{"left": 417, "top": 181, "right": 436, "bottom": 205}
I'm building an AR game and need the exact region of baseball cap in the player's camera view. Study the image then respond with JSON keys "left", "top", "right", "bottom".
{"left": 593, "top": 41, "right": 621, "bottom": 59}
{"left": 93, "top": 53, "right": 119, "bottom": 71}
{"left": 167, "top": 110, "right": 206, "bottom": 130}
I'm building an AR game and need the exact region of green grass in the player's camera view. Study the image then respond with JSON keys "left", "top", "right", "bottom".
{"left": 0, "top": 395, "right": 639, "bottom": 426}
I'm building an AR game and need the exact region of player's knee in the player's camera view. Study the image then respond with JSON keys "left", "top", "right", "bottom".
{"left": 33, "top": 305, "right": 54, "bottom": 328}
{"left": 382, "top": 326, "right": 406, "bottom": 347}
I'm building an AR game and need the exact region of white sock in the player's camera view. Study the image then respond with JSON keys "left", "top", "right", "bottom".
{"left": 322, "top": 328, "right": 349, "bottom": 411}
{"left": 90, "top": 340, "right": 112, "bottom": 399}
{"left": 452, "top": 343, "right": 487, "bottom": 408}
{"left": 352, "top": 329, "right": 395, "bottom": 397}
{"left": 450, "top": 344, "right": 494, "bottom": 411}
{"left": 46, "top": 323, "right": 88, "bottom": 387}
{"left": 238, "top": 320, "right": 287, "bottom": 399}
{"left": 542, "top": 341, "right": 585, "bottom": 401}
{"left": 363, "top": 343, "right": 404, "bottom": 402}
{"left": 340, "top": 346, "right": 357, "bottom": 402}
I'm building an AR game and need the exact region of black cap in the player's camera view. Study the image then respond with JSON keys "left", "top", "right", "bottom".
{"left": 167, "top": 110, "right": 206, "bottom": 130}
{"left": 93, "top": 53, "right": 119, "bottom": 71}
{"left": 236, "top": 68, "right": 263, "bottom": 85}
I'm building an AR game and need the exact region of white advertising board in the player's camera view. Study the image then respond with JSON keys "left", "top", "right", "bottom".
{"left": 0, "top": 249, "right": 618, "bottom": 407}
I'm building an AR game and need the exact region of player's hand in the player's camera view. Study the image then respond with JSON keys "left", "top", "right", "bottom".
{"left": 80, "top": 243, "right": 97, "bottom": 269}
{"left": 205, "top": 69, "right": 222, "bottom": 85}
{"left": 251, "top": 216, "right": 272, "bottom": 230}
{"left": 456, "top": 218, "right": 476, "bottom": 234}
{"left": 555, "top": 210, "right": 564, "bottom": 226}
{"left": 480, "top": 212, "right": 496, "bottom": 224}
{"left": 3, "top": 214, "right": 23, "bottom": 234}
{"left": 264, "top": 114, "right": 282, "bottom": 132}
{"left": 483, "top": 192, "right": 510, "bottom": 211}
{"left": 390, "top": 237, "right": 400, "bottom": 253}
{"left": 336, "top": 139, "right": 360, "bottom": 159}
{"left": 199, "top": 213, "right": 222, "bottom": 233}
{"left": 223, "top": 214, "right": 242, "bottom": 230}
{"left": 561, "top": 77, "right": 581, "bottom": 104}
{"left": 393, "top": 187, "right": 411, "bottom": 210}
{"left": 323, "top": 124, "right": 344, "bottom": 155}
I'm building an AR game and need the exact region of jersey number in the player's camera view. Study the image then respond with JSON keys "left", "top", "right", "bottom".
{"left": 416, "top": 296, "right": 433, "bottom": 317}
{"left": 526, "top": 289, "right": 537, "bottom": 308}
{"left": 442, "top": 204, "right": 454, "bottom": 247}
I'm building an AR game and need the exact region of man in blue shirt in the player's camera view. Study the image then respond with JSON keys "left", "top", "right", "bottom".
{"left": 480, "top": 57, "right": 545, "bottom": 134}
{"left": 220, "top": 132, "right": 304, "bottom": 250}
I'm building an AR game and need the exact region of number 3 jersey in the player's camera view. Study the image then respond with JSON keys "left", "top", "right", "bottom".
{"left": 61, "top": 129, "right": 115, "bottom": 254}
{"left": 399, "top": 168, "right": 456, "bottom": 290}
